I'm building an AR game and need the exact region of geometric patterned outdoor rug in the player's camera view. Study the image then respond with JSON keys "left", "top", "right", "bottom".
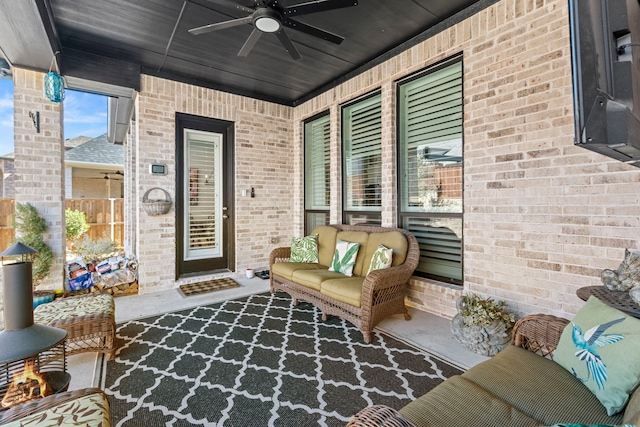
{"left": 178, "top": 277, "right": 241, "bottom": 297}
{"left": 104, "top": 292, "right": 464, "bottom": 426}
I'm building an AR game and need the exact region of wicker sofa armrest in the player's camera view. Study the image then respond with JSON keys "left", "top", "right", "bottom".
{"left": 511, "top": 313, "right": 570, "bottom": 357}
{"left": 347, "top": 405, "right": 417, "bottom": 427}
{"left": 361, "top": 264, "right": 414, "bottom": 297}
{"left": 269, "top": 247, "right": 291, "bottom": 267}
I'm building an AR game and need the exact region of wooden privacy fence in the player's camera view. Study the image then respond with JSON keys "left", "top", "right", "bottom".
{"left": 0, "top": 198, "right": 124, "bottom": 251}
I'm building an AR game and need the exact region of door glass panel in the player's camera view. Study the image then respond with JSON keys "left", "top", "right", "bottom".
{"left": 184, "top": 129, "right": 222, "bottom": 261}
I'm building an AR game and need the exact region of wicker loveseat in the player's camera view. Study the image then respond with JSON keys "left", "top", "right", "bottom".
{"left": 348, "top": 314, "right": 640, "bottom": 427}
{"left": 269, "top": 224, "right": 419, "bottom": 343}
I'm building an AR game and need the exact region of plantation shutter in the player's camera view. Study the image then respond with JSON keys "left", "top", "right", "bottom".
{"left": 343, "top": 94, "right": 382, "bottom": 211}
{"left": 305, "top": 115, "right": 331, "bottom": 210}
{"left": 398, "top": 60, "right": 463, "bottom": 282}
{"left": 185, "top": 132, "right": 222, "bottom": 260}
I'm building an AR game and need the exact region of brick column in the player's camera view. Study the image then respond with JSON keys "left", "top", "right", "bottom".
{"left": 13, "top": 68, "right": 66, "bottom": 291}
{"left": 380, "top": 82, "right": 397, "bottom": 227}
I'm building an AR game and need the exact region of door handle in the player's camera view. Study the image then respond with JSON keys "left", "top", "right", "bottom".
{"left": 222, "top": 214, "right": 229, "bottom": 219}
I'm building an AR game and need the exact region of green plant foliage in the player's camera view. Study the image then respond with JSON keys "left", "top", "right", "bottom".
{"left": 13, "top": 203, "right": 47, "bottom": 236}
{"left": 459, "top": 293, "right": 515, "bottom": 327}
{"left": 65, "top": 208, "right": 90, "bottom": 241}
{"left": 75, "top": 235, "right": 118, "bottom": 263}
{"left": 12, "top": 203, "right": 53, "bottom": 287}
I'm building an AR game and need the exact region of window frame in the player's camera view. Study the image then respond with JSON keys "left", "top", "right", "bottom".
{"left": 303, "top": 110, "right": 331, "bottom": 234}
{"left": 396, "top": 55, "right": 464, "bottom": 284}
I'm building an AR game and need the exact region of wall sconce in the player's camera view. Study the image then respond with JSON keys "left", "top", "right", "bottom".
{"left": 29, "top": 111, "right": 40, "bottom": 133}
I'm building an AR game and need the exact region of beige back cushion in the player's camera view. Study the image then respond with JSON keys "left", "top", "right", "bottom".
{"left": 362, "top": 231, "right": 409, "bottom": 273}
{"left": 335, "top": 231, "right": 370, "bottom": 276}
{"left": 311, "top": 225, "right": 338, "bottom": 267}
{"left": 623, "top": 384, "right": 640, "bottom": 424}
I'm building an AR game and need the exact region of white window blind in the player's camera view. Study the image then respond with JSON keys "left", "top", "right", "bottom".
{"left": 343, "top": 94, "right": 382, "bottom": 212}
{"left": 304, "top": 115, "right": 331, "bottom": 210}
{"left": 185, "top": 130, "right": 222, "bottom": 261}
{"left": 400, "top": 61, "right": 463, "bottom": 213}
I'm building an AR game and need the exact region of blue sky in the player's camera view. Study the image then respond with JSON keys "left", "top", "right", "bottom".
{"left": 0, "top": 78, "right": 107, "bottom": 156}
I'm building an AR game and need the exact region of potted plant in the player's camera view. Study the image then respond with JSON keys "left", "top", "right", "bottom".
{"left": 450, "top": 293, "right": 515, "bottom": 356}
{"left": 12, "top": 203, "right": 55, "bottom": 307}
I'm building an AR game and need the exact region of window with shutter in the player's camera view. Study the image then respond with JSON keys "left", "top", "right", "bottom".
{"left": 398, "top": 58, "right": 463, "bottom": 283}
{"left": 342, "top": 93, "right": 382, "bottom": 226}
{"left": 304, "top": 113, "right": 331, "bottom": 234}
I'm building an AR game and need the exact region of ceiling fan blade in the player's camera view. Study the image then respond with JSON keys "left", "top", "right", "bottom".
{"left": 203, "top": 0, "right": 254, "bottom": 14}
{"left": 238, "top": 28, "right": 263, "bottom": 57}
{"left": 282, "top": 0, "right": 357, "bottom": 17}
{"left": 189, "top": 16, "right": 253, "bottom": 35}
{"left": 282, "top": 17, "right": 344, "bottom": 44}
{"left": 276, "top": 30, "right": 301, "bottom": 60}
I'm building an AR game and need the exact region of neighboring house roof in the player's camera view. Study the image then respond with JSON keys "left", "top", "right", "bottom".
{"left": 0, "top": 135, "right": 94, "bottom": 159}
{"left": 64, "top": 133, "right": 124, "bottom": 167}
{"left": 64, "top": 135, "right": 93, "bottom": 149}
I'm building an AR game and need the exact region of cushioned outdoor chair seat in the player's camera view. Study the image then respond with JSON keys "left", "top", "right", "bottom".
{"left": 0, "top": 388, "right": 110, "bottom": 427}
{"left": 34, "top": 293, "right": 117, "bottom": 360}
{"left": 270, "top": 262, "right": 327, "bottom": 281}
{"left": 462, "top": 345, "right": 623, "bottom": 426}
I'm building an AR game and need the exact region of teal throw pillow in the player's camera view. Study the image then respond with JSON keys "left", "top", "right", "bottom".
{"left": 553, "top": 296, "right": 640, "bottom": 416}
{"left": 328, "top": 239, "right": 360, "bottom": 277}
{"left": 366, "top": 244, "right": 393, "bottom": 275}
{"left": 290, "top": 234, "right": 319, "bottom": 263}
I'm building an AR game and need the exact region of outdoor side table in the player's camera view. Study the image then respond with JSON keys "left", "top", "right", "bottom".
{"left": 576, "top": 285, "right": 640, "bottom": 319}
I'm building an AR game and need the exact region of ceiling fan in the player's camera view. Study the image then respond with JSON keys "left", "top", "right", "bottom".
{"left": 100, "top": 171, "right": 125, "bottom": 180}
{"left": 189, "top": 0, "right": 358, "bottom": 60}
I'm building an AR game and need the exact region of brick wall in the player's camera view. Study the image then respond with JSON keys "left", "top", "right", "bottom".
{"left": 293, "top": 0, "right": 640, "bottom": 320}
{"left": 12, "top": 68, "right": 66, "bottom": 291}
{"left": 134, "top": 76, "right": 293, "bottom": 292}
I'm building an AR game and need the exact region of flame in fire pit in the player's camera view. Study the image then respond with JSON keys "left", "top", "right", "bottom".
{"left": 1, "top": 359, "right": 52, "bottom": 408}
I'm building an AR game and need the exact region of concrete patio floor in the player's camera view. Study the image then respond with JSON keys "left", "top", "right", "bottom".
{"left": 67, "top": 276, "right": 488, "bottom": 391}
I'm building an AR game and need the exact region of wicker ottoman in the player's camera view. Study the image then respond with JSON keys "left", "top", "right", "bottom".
{"left": 34, "top": 293, "right": 116, "bottom": 360}
{"left": 0, "top": 388, "right": 110, "bottom": 426}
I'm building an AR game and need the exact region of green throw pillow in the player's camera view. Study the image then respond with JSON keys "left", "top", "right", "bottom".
{"left": 328, "top": 239, "right": 360, "bottom": 277}
{"left": 367, "top": 244, "right": 393, "bottom": 275}
{"left": 553, "top": 296, "right": 640, "bottom": 416}
{"left": 290, "top": 234, "right": 319, "bottom": 263}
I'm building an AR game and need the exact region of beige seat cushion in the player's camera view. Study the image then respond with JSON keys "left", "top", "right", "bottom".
{"left": 34, "top": 293, "right": 114, "bottom": 324}
{"left": 362, "top": 231, "right": 409, "bottom": 274}
{"left": 320, "top": 276, "right": 365, "bottom": 307}
{"left": 400, "top": 375, "right": 540, "bottom": 427}
{"left": 335, "top": 231, "right": 370, "bottom": 276}
{"left": 311, "top": 225, "right": 339, "bottom": 267}
{"left": 462, "top": 345, "right": 623, "bottom": 426}
{"left": 271, "top": 262, "right": 326, "bottom": 281}
{"left": 291, "top": 269, "right": 343, "bottom": 291}
{"left": 0, "top": 390, "right": 110, "bottom": 427}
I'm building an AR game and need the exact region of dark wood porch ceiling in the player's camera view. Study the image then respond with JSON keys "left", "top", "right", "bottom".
{"left": 1, "top": 0, "right": 490, "bottom": 106}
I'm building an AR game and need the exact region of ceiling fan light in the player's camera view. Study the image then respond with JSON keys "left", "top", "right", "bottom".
{"left": 255, "top": 16, "right": 280, "bottom": 33}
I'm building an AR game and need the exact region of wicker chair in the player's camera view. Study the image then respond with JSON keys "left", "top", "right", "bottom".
{"left": 347, "top": 314, "right": 572, "bottom": 427}
{"left": 270, "top": 224, "right": 420, "bottom": 343}
{"left": 34, "top": 293, "right": 117, "bottom": 360}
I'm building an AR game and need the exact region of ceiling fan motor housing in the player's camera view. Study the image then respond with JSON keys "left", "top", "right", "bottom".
{"left": 253, "top": 8, "right": 282, "bottom": 33}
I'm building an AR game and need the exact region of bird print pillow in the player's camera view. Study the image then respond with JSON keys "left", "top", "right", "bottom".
{"left": 554, "top": 296, "right": 640, "bottom": 416}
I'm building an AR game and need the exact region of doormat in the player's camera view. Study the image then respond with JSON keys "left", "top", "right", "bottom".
{"left": 178, "top": 277, "right": 241, "bottom": 297}
{"left": 105, "top": 292, "right": 464, "bottom": 426}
